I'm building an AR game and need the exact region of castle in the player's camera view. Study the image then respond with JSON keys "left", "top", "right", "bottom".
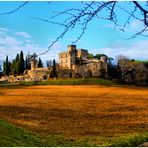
{"left": 58, "top": 45, "right": 108, "bottom": 78}
{"left": 8, "top": 45, "right": 108, "bottom": 82}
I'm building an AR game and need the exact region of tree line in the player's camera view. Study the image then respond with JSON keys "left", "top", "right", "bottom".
{"left": 2, "top": 51, "right": 45, "bottom": 76}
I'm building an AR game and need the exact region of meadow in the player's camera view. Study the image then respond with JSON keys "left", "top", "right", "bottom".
{"left": 0, "top": 84, "right": 148, "bottom": 146}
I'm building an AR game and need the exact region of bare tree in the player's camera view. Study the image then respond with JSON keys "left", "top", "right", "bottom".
{"left": 1, "top": 1, "right": 148, "bottom": 55}
{"left": 32, "top": 1, "right": 148, "bottom": 55}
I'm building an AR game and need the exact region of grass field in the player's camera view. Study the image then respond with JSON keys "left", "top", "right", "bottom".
{"left": 0, "top": 84, "right": 148, "bottom": 146}
{"left": 19, "top": 78, "right": 116, "bottom": 86}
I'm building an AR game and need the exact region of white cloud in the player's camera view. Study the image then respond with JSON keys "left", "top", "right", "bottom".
{"left": 0, "top": 27, "right": 63, "bottom": 63}
{"left": 0, "top": 27, "right": 8, "bottom": 32}
{"left": 15, "top": 32, "right": 31, "bottom": 38}
{"left": 127, "top": 20, "right": 147, "bottom": 34}
{"left": 25, "top": 39, "right": 34, "bottom": 43}
{"left": 94, "top": 40, "right": 148, "bottom": 60}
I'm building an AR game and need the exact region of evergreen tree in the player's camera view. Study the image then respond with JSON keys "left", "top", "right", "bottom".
{"left": 46, "top": 60, "right": 53, "bottom": 67}
{"left": 4, "top": 56, "right": 10, "bottom": 75}
{"left": 25, "top": 53, "right": 31, "bottom": 70}
{"left": 3, "top": 61, "right": 6, "bottom": 75}
{"left": 38, "top": 57, "right": 43, "bottom": 68}
{"left": 46, "top": 60, "right": 49, "bottom": 67}
{"left": 88, "top": 54, "right": 94, "bottom": 59}
{"left": 31, "top": 53, "right": 37, "bottom": 61}
{"left": 5, "top": 55, "right": 9, "bottom": 75}
{"left": 16, "top": 61, "right": 21, "bottom": 75}
{"left": 20, "top": 51, "right": 24, "bottom": 74}
{"left": 25, "top": 56, "right": 28, "bottom": 70}
{"left": 8, "top": 62, "right": 11, "bottom": 74}
{"left": 94, "top": 54, "right": 108, "bottom": 59}
{"left": 11, "top": 60, "right": 16, "bottom": 75}
{"left": 50, "top": 59, "right": 57, "bottom": 78}
{"left": 16, "top": 54, "right": 20, "bottom": 62}
{"left": 15, "top": 54, "right": 21, "bottom": 75}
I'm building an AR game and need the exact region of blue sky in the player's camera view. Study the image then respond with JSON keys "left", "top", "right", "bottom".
{"left": 0, "top": 1, "right": 148, "bottom": 64}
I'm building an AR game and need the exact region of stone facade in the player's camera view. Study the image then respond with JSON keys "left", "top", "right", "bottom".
{"left": 59, "top": 45, "right": 108, "bottom": 78}
{"left": 59, "top": 45, "right": 88, "bottom": 69}
{"left": 27, "top": 67, "right": 51, "bottom": 81}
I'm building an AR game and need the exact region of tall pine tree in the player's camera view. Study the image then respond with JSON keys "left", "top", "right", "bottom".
{"left": 38, "top": 57, "right": 43, "bottom": 68}
{"left": 50, "top": 59, "right": 57, "bottom": 78}
{"left": 15, "top": 54, "right": 21, "bottom": 75}
{"left": 20, "top": 51, "right": 24, "bottom": 74}
{"left": 4, "top": 56, "right": 11, "bottom": 75}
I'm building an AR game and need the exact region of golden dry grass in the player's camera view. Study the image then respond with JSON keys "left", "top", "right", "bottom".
{"left": 0, "top": 85, "right": 148, "bottom": 138}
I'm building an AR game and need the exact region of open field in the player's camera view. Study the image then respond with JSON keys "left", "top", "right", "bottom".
{"left": 0, "top": 85, "right": 148, "bottom": 146}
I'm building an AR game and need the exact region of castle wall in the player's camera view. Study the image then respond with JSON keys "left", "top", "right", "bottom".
{"left": 57, "top": 69, "right": 74, "bottom": 78}
{"left": 27, "top": 69, "right": 51, "bottom": 81}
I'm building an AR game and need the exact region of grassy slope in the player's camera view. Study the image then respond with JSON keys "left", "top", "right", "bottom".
{"left": 0, "top": 119, "right": 41, "bottom": 147}
{"left": 0, "top": 119, "right": 148, "bottom": 147}
{"left": 0, "top": 119, "right": 93, "bottom": 147}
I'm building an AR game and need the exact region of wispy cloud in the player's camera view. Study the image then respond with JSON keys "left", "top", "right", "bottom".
{"left": 0, "top": 27, "right": 8, "bottom": 32}
{"left": 0, "top": 27, "right": 63, "bottom": 62}
{"left": 93, "top": 40, "right": 148, "bottom": 60}
{"left": 15, "top": 31, "right": 31, "bottom": 38}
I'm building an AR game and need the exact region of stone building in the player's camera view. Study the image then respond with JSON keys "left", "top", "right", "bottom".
{"left": 8, "top": 45, "right": 108, "bottom": 82}
{"left": 58, "top": 45, "right": 108, "bottom": 78}
{"left": 26, "top": 44, "right": 108, "bottom": 80}
{"left": 26, "top": 60, "right": 51, "bottom": 81}
{"left": 59, "top": 45, "right": 88, "bottom": 69}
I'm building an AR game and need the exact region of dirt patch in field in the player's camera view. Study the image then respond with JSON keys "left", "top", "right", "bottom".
{"left": 0, "top": 85, "right": 148, "bottom": 137}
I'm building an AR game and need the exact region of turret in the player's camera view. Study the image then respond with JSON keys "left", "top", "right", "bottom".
{"left": 31, "top": 59, "right": 38, "bottom": 70}
{"left": 67, "top": 45, "right": 76, "bottom": 52}
{"left": 67, "top": 45, "right": 77, "bottom": 69}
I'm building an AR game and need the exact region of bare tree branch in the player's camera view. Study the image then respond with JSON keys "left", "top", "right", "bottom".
{"left": 133, "top": 1, "right": 148, "bottom": 25}
{"left": 31, "top": 16, "right": 68, "bottom": 28}
{"left": 0, "top": 1, "right": 29, "bottom": 15}
{"left": 1, "top": 1, "right": 148, "bottom": 56}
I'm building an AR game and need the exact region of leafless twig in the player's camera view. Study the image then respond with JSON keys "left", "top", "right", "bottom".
{"left": 0, "top": 1, "right": 29, "bottom": 15}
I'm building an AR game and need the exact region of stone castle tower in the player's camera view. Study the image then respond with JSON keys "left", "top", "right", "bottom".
{"left": 67, "top": 45, "right": 77, "bottom": 69}
{"left": 31, "top": 60, "right": 38, "bottom": 70}
{"left": 59, "top": 45, "right": 88, "bottom": 69}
